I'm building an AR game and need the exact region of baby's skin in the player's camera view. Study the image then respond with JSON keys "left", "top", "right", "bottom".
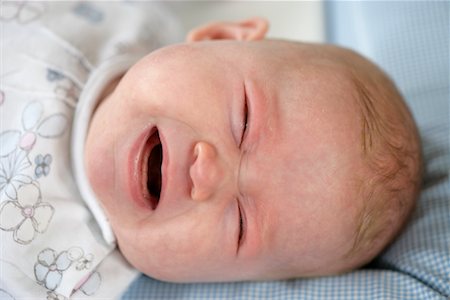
{"left": 85, "top": 18, "right": 420, "bottom": 282}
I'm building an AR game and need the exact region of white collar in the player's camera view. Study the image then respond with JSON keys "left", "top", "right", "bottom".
{"left": 71, "top": 55, "right": 141, "bottom": 245}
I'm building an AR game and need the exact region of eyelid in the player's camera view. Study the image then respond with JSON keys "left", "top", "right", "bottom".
{"left": 237, "top": 198, "right": 246, "bottom": 250}
{"left": 239, "top": 86, "right": 249, "bottom": 147}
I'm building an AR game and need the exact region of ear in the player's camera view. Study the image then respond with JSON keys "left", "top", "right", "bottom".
{"left": 186, "top": 17, "right": 269, "bottom": 42}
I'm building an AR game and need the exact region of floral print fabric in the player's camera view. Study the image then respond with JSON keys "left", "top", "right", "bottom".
{"left": 0, "top": 2, "right": 178, "bottom": 298}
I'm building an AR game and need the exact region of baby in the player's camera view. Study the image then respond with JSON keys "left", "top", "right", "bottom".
{"left": 0, "top": 3, "right": 421, "bottom": 298}
{"left": 85, "top": 18, "right": 422, "bottom": 282}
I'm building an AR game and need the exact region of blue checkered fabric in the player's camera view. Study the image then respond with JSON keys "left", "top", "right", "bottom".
{"left": 122, "top": 1, "right": 450, "bottom": 299}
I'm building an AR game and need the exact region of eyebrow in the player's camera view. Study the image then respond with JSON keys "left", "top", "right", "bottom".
{"left": 244, "top": 193, "right": 272, "bottom": 258}
{"left": 239, "top": 79, "right": 276, "bottom": 257}
{"left": 237, "top": 114, "right": 287, "bottom": 257}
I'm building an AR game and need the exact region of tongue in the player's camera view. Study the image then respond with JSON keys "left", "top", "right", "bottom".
{"left": 147, "top": 143, "right": 162, "bottom": 198}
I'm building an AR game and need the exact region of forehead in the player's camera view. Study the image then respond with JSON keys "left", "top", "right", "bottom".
{"left": 247, "top": 65, "right": 365, "bottom": 267}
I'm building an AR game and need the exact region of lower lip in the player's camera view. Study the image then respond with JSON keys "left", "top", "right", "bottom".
{"left": 128, "top": 125, "right": 156, "bottom": 210}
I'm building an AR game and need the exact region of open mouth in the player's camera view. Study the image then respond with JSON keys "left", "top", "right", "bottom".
{"left": 143, "top": 128, "right": 163, "bottom": 209}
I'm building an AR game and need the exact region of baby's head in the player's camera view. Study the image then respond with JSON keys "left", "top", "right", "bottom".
{"left": 85, "top": 18, "right": 422, "bottom": 282}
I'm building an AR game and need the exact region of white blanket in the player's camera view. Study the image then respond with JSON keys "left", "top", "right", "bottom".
{"left": 0, "top": 2, "right": 180, "bottom": 298}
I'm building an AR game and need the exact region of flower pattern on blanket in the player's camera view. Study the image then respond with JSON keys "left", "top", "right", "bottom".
{"left": 74, "top": 271, "right": 102, "bottom": 296}
{"left": 0, "top": 101, "right": 68, "bottom": 156}
{"left": 0, "top": 149, "right": 32, "bottom": 201}
{"left": 46, "top": 291, "right": 66, "bottom": 300}
{"left": 0, "top": 1, "right": 46, "bottom": 24}
{"left": 0, "top": 100, "right": 68, "bottom": 244}
{"left": 35, "top": 154, "right": 52, "bottom": 178}
{"left": 34, "top": 247, "right": 101, "bottom": 294}
{"left": 0, "top": 1, "right": 165, "bottom": 296}
{"left": 0, "top": 183, "right": 54, "bottom": 244}
{"left": 35, "top": 248, "right": 74, "bottom": 290}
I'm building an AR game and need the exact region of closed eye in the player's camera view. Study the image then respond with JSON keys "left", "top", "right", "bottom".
{"left": 239, "top": 89, "right": 249, "bottom": 147}
{"left": 237, "top": 199, "right": 246, "bottom": 249}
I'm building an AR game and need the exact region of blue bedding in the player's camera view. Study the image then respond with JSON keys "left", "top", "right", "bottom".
{"left": 123, "top": 2, "right": 450, "bottom": 299}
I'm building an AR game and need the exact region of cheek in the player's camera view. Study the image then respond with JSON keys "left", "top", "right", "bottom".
{"left": 117, "top": 203, "right": 239, "bottom": 282}
{"left": 117, "top": 216, "right": 217, "bottom": 281}
{"left": 85, "top": 120, "right": 115, "bottom": 200}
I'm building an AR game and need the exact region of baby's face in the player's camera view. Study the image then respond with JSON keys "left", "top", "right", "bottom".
{"left": 85, "top": 40, "right": 368, "bottom": 281}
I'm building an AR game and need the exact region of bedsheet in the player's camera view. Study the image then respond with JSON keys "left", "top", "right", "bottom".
{"left": 122, "top": 1, "right": 449, "bottom": 299}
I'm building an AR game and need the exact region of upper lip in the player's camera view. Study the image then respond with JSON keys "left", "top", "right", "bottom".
{"left": 127, "top": 121, "right": 193, "bottom": 215}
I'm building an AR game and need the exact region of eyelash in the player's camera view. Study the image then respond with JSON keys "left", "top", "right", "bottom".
{"left": 239, "top": 93, "right": 249, "bottom": 147}
{"left": 238, "top": 200, "right": 245, "bottom": 247}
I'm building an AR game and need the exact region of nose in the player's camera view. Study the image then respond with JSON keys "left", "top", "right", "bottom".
{"left": 189, "top": 141, "right": 225, "bottom": 201}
